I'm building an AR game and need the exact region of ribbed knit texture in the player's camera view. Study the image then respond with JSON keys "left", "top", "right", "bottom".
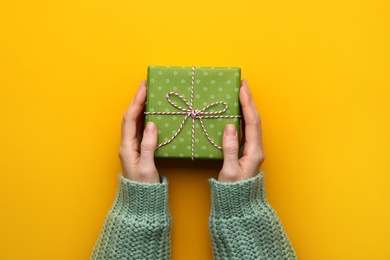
{"left": 91, "top": 175, "right": 172, "bottom": 260}
{"left": 209, "top": 172, "right": 297, "bottom": 260}
{"left": 92, "top": 172, "right": 297, "bottom": 259}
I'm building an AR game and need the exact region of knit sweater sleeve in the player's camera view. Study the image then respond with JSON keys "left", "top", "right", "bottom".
{"left": 91, "top": 175, "right": 172, "bottom": 260}
{"left": 208, "top": 172, "right": 297, "bottom": 260}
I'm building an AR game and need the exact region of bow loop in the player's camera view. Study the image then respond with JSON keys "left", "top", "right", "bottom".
{"left": 166, "top": 92, "right": 192, "bottom": 112}
{"left": 200, "top": 101, "right": 229, "bottom": 115}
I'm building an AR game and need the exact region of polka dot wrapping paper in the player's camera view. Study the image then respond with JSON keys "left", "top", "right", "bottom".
{"left": 145, "top": 66, "right": 241, "bottom": 160}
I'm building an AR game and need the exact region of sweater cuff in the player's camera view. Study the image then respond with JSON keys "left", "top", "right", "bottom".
{"left": 209, "top": 172, "right": 267, "bottom": 219}
{"left": 110, "top": 174, "right": 170, "bottom": 221}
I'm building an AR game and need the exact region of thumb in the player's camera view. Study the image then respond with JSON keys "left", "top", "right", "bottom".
{"left": 219, "top": 124, "right": 240, "bottom": 182}
{"left": 139, "top": 122, "right": 158, "bottom": 168}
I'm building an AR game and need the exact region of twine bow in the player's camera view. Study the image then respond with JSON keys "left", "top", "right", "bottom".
{"left": 145, "top": 67, "right": 241, "bottom": 160}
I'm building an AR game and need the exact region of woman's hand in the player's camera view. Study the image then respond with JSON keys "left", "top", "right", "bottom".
{"left": 118, "top": 80, "right": 160, "bottom": 183}
{"left": 218, "top": 79, "right": 265, "bottom": 182}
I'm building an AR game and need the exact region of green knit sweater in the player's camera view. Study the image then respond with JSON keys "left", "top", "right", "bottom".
{"left": 91, "top": 172, "right": 297, "bottom": 259}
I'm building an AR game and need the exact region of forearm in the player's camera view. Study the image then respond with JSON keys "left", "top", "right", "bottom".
{"left": 209, "top": 172, "right": 297, "bottom": 260}
{"left": 91, "top": 175, "right": 172, "bottom": 260}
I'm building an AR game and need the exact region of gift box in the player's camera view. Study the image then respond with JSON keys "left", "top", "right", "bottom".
{"left": 145, "top": 66, "right": 241, "bottom": 160}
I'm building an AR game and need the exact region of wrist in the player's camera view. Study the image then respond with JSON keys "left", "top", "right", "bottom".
{"left": 122, "top": 165, "right": 160, "bottom": 184}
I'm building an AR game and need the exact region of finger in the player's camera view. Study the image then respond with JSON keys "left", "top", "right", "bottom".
{"left": 121, "top": 80, "right": 147, "bottom": 148}
{"left": 240, "top": 80, "right": 263, "bottom": 156}
{"left": 239, "top": 127, "right": 246, "bottom": 156}
{"left": 221, "top": 124, "right": 239, "bottom": 171}
{"left": 239, "top": 108, "right": 246, "bottom": 156}
{"left": 138, "top": 122, "right": 158, "bottom": 169}
{"left": 135, "top": 105, "right": 146, "bottom": 144}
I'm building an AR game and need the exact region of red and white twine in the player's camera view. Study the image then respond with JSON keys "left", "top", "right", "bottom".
{"left": 145, "top": 66, "right": 241, "bottom": 160}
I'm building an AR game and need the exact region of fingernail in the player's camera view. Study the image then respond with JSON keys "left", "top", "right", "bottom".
{"left": 225, "top": 124, "right": 237, "bottom": 136}
{"left": 242, "top": 80, "right": 252, "bottom": 96}
{"left": 145, "top": 122, "right": 156, "bottom": 134}
{"left": 241, "top": 79, "right": 248, "bottom": 87}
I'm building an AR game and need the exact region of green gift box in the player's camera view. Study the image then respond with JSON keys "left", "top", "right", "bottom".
{"left": 145, "top": 66, "right": 241, "bottom": 160}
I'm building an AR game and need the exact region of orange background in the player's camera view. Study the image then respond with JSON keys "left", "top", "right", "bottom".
{"left": 1, "top": 0, "right": 389, "bottom": 259}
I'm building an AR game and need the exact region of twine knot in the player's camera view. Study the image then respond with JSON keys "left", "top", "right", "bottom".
{"left": 189, "top": 109, "right": 200, "bottom": 118}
